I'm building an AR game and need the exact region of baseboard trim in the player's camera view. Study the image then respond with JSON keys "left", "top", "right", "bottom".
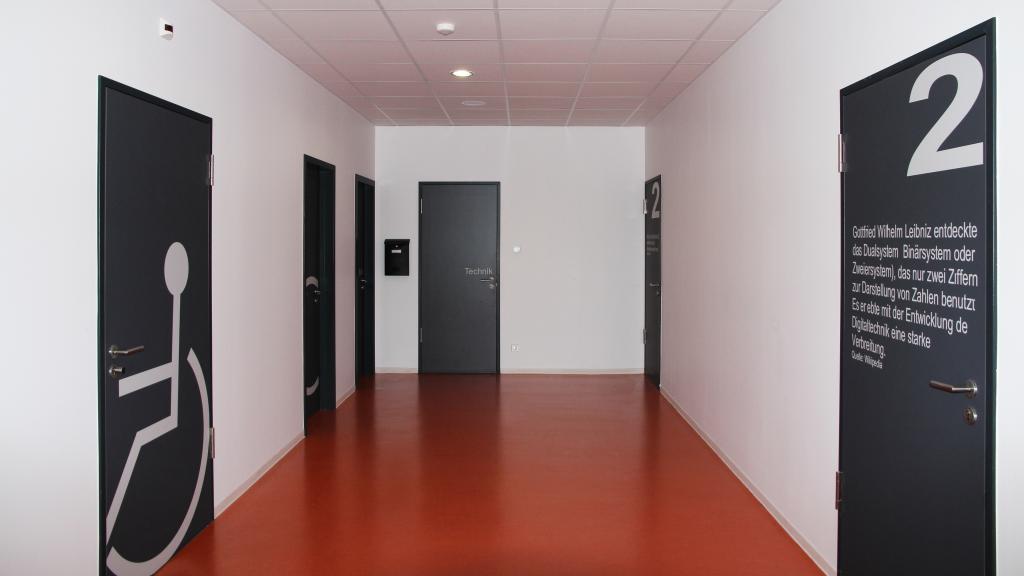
{"left": 336, "top": 384, "right": 357, "bottom": 408}
{"left": 375, "top": 367, "right": 418, "bottom": 373}
{"left": 214, "top": 432, "right": 303, "bottom": 518}
{"left": 500, "top": 368, "right": 644, "bottom": 375}
{"left": 659, "top": 388, "right": 835, "bottom": 576}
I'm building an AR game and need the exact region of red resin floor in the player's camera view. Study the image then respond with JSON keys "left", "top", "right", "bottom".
{"left": 162, "top": 374, "right": 821, "bottom": 575}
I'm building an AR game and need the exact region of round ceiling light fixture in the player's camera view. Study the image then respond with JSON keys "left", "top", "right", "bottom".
{"left": 461, "top": 100, "right": 486, "bottom": 107}
{"left": 436, "top": 22, "right": 456, "bottom": 36}
{"left": 450, "top": 68, "right": 473, "bottom": 78}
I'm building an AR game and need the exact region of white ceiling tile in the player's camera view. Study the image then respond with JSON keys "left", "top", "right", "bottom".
{"left": 592, "top": 39, "right": 691, "bottom": 63}
{"left": 453, "top": 119, "right": 510, "bottom": 125}
{"left": 388, "top": 10, "right": 498, "bottom": 40}
{"left": 665, "top": 62, "right": 706, "bottom": 83}
{"left": 727, "top": 0, "right": 778, "bottom": 9}
{"left": 215, "top": 0, "right": 265, "bottom": 10}
{"left": 505, "top": 63, "right": 587, "bottom": 82}
{"left": 568, "top": 109, "right": 633, "bottom": 124}
{"left": 263, "top": 0, "right": 378, "bottom": 9}
{"left": 381, "top": 0, "right": 493, "bottom": 8}
{"left": 623, "top": 110, "right": 657, "bottom": 125}
{"left": 431, "top": 81, "right": 507, "bottom": 96}
{"left": 508, "top": 97, "right": 575, "bottom": 109}
{"left": 406, "top": 41, "right": 501, "bottom": 64}
{"left": 313, "top": 40, "right": 410, "bottom": 64}
{"left": 613, "top": 0, "right": 727, "bottom": 8}
{"left": 588, "top": 63, "right": 672, "bottom": 82}
{"left": 334, "top": 62, "right": 423, "bottom": 81}
{"left": 506, "top": 82, "right": 580, "bottom": 97}
{"left": 509, "top": 109, "right": 572, "bottom": 120}
{"left": 385, "top": 108, "right": 448, "bottom": 119}
{"left": 395, "top": 119, "right": 452, "bottom": 125}
{"left": 440, "top": 97, "right": 507, "bottom": 110}
{"left": 375, "top": 96, "right": 444, "bottom": 108}
{"left": 502, "top": 39, "right": 595, "bottom": 63}
{"left": 648, "top": 82, "right": 688, "bottom": 99}
{"left": 511, "top": 119, "right": 568, "bottom": 125}
{"left": 604, "top": 10, "right": 716, "bottom": 39}
{"left": 420, "top": 63, "right": 504, "bottom": 82}
{"left": 579, "top": 82, "right": 654, "bottom": 97}
{"left": 447, "top": 109, "right": 509, "bottom": 120}
{"left": 353, "top": 81, "right": 434, "bottom": 96}
{"left": 574, "top": 96, "right": 644, "bottom": 109}
{"left": 680, "top": 40, "right": 731, "bottom": 63}
{"left": 499, "top": 10, "right": 606, "bottom": 39}
{"left": 499, "top": 0, "right": 610, "bottom": 8}
{"left": 701, "top": 10, "right": 764, "bottom": 41}
{"left": 230, "top": 11, "right": 296, "bottom": 40}
{"left": 640, "top": 96, "right": 676, "bottom": 110}
{"left": 278, "top": 11, "right": 396, "bottom": 40}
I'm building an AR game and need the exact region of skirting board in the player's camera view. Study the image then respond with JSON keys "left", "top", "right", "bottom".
{"left": 214, "top": 388, "right": 358, "bottom": 518}
{"left": 214, "top": 432, "right": 302, "bottom": 518}
{"left": 376, "top": 368, "right": 644, "bottom": 375}
{"left": 660, "top": 388, "right": 836, "bottom": 576}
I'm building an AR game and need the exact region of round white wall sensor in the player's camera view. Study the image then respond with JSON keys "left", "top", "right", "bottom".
{"left": 513, "top": 246, "right": 522, "bottom": 254}
{"left": 436, "top": 22, "right": 455, "bottom": 36}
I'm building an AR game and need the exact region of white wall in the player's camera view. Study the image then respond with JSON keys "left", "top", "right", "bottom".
{"left": 646, "top": 1, "right": 1024, "bottom": 574}
{"left": 374, "top": 127, "right": 644, "bottom": 373}
{"left": 0, "top": 0, "right": 373, "bottom": 573}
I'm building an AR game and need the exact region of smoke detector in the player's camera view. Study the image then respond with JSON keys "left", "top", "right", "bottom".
{"left": 436, "top": 22, "right": 455, "bottom": 36}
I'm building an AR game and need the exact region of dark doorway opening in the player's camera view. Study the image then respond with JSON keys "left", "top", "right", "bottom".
{"left": 355, "top": 175, "right": 376, "bottom": 388}
{"left": 644, "top": 175, "right": 662, "bottom": 387}
{"left": 304, "top": 155, "right": 336, "bottom": 427}
{"left": 419, "top": 182, "right": 500, "bottom": 374}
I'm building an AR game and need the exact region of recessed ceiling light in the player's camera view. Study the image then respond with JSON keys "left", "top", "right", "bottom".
{"left": 450, "top": 68, "right": 473, "bottom": 78}
{"left": 461, "top": 100, "right": 486, "bottom": 107}
{"left": 436, "top": 22, "right": 455, "bottom": 36}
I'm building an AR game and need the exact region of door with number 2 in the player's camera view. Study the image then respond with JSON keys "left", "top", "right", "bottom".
{"left": 839, "top": 21, "right": 995, "bottom": 575}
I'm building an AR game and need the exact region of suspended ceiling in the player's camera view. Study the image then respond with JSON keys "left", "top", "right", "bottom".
{"left": 216, "top": 0, "right": 779, "bottom": 126}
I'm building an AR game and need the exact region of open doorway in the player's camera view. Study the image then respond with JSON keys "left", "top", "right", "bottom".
{"left": 355, "top": 175, "right": 375, "bottom": 388}
{"left": 303, "top": 155, "right": 336, "bottom": 428}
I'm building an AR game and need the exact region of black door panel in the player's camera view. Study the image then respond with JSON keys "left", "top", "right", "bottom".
{"left": 99, "top": 78, "right": 213, "bottom": 575}
{"left": 419, "top": 183, "right": 500, "bottom": 374}
{"left": 644, "top": 176, "right": 662, "bottom": 386}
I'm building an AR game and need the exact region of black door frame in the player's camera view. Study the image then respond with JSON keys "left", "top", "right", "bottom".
{"left": 97, "top": 76, "right": 213, "bottom": 574}
{"left": 417, "top": 181, "right": 501, "bottom": 374}
{"left": 838, "top": 18, "right": 997, "bottom": 573}
{"left": 355, "top": 174, "right": 375, "bottom": 386}
{"left": 303, "top": 155, "right": 337, "bottom": 425}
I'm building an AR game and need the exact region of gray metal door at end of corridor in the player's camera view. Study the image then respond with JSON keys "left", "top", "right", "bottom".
{"left": 419, "top": 182, "right": 500, "bottom": 374}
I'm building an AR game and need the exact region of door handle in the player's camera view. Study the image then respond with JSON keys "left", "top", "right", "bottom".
{"left": 109, "top": 345, "right": 145, "bottom": 358}
{"left": 478, "top": 276, "right": 497, "bottom": 290}
{"left": 929, "top": 379, "right": 978, "bottom": 399}
{"left": 649, "top": 283, "right": 661, "bottom": 288}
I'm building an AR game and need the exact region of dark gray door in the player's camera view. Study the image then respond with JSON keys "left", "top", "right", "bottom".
{"left": 99, "top": 78, "right": 213, "bottom": 575}
{"left": 355, "top": 176, "right": 375, "bottom": 385}
{"left": 839, "top": 21, "right": 995, "bottom": 575}
{"left": 419, "top": 182, "right": 500, "bottom": 373}
{"left": 303, "top": 156, "right": 336, "bottom": 423}
{"left": 644, "top": 176, "right": 662, "bottom": 387}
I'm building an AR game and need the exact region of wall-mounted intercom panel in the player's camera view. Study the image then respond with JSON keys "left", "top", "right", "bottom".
{"left": 384, "top": 239, "right": 410, "bottom": 276}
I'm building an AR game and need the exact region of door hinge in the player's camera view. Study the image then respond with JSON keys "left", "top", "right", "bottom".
{"left": 643, "top": 197, "right": 647, "bottom": 215}
{"left": 837, "top": 134, "right": 847, "bottom": 173}
{"left": 419, "top": 198, "right": 423, "bottom": 214}
{"left": 419, "top": 327, "right": 423, "bottom": 343}
{"left": 208, "top": 154, "right": 215, "bottom": 187}
{"left": 643, "top": 328, "right": 647, "bottom": 345}
{"left": 835, "top": 471, "right": 843, "bottom": 510}
{"left": 210, "top": 427, "right": 216, "bottom": 460}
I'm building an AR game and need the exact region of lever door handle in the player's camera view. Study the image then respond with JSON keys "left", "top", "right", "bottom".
{"left": 109, "top": 345, "right": 145, "bottom": 358}
{"left": 929, "top": 379, "right": 978, "bottom": 398}
{"left": 649, "top": 283, "right": 661, "bottom": 288}
{"left": 478, "top": 277, "right": 496, "bottom": 283}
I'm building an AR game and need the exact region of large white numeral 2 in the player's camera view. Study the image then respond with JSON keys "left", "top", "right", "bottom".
{"left": 907, "top": 52, "right": 984, "bottom": 177}
{"left": 651, "top": 181, "right": 661, "bottom": 219}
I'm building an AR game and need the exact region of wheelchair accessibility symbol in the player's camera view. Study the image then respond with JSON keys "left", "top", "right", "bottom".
{"left": 106, "top": 242, "right": 210, "bottom": 576}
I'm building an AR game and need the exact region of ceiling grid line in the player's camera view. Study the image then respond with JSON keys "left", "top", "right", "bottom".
{"left": 492, "top": 0, "right": 512, "bottom": 127}
{"left": 564, "top": 0, "right": 618, "bottom": 128}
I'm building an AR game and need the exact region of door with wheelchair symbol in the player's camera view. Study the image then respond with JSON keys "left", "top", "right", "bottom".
{"left": 99, "top": 78, "right": 213, "bottom": 576}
